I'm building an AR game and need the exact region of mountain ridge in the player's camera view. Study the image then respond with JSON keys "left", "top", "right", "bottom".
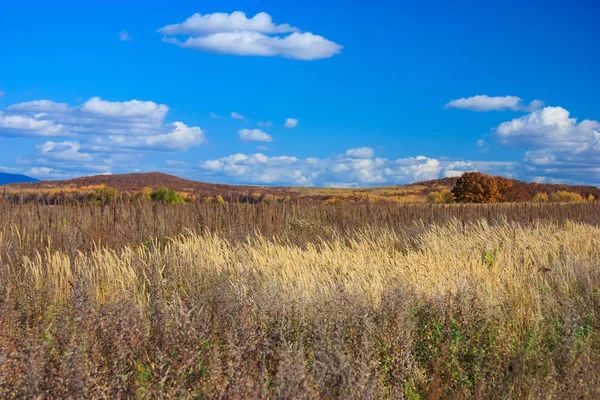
{"left": 0, "top": 172, "right": 38, "bottom": 185}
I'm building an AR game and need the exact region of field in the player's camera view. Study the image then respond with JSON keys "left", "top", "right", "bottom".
{"left": 1, "top": 198, "right": 600, "bottom": 398}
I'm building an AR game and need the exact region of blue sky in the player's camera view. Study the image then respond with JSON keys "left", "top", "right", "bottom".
{"left": 1, "top": 0, "right": 599, "bottom": 186}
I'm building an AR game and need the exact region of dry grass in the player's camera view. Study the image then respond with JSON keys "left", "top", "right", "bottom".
{"left": 1, "top": 200, "right": 600, "bottom": 398}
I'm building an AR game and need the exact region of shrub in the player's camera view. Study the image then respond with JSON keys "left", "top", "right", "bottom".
{"left": 588, "top": 194, "right": 595, "bottom": 202}
{"left": 532, "top": 192, "right": 549, "bottom": 203}
{"left": 91, "top": 186, "right": 119, "bottom": 204}
{"left": 427, "top": 189, "right": 455, "bottom": 204}
{"left": 149, "top": 188, "right": 184, "bottom": 204}
{"left": 549, "top": 191, "right": 584, "bottom": 203}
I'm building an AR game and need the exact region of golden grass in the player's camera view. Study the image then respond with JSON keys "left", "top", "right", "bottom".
{"left": 8, "top": 218, "right": 598, "bottom": 325}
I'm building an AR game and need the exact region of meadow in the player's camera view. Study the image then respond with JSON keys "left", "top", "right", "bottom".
{"left": 1, "top": 199, "right": 599, "bottom": 398}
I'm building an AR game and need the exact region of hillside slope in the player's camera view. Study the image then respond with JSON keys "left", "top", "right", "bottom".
{"left": 0, "top": 172, "right": 38, "bottom": 185}
{"left": 4, "top": 172, "right": 599, "bottom": 202}
{"left": 5, "top": 172, "right": 292, "bottom": 198}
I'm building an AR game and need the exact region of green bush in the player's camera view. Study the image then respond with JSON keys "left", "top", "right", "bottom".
{"left": 91, "top": 186, "right": 119, "bottom": 204}
{"left": 149, "top": 188, "right": 184, "bottom": 204}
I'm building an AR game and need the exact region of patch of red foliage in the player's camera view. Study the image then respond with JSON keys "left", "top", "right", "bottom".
{"left": 411, "top": 176, "right": 600, "bottom": 201}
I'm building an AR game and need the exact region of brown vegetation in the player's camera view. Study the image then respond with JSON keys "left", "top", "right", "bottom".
{"left": 4, "top": 171, "right": 599, "bottom": 205}
{"left": 1, "top": 198, "right": 600, "bottom": 398}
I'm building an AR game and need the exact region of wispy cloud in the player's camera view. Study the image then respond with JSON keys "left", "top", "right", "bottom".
{"left": 445, "top": 95, "right": 544, "bottom": 112}
{"left": 119, "top": 30, "right": 132, "bottom": 41}
{"left": 230, "top": 111, "right": 245, "bottom": 120}
{"left": 158, "top": 11, "right": 342, "bottom": 60}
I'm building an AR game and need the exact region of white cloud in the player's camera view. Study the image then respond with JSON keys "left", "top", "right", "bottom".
{"left": 210, "top": 112, "right": 222, "bottom": 119}
{"left": 257, "top": 120, "right": 272, "bottom": 128}
{"left": 25, "top": 167, "right": 55, "bottom": 178}
{"left": 442, "top": 161, "right": 518, "bottom": 179}
{"left": 345, "top": 147, "right": 375, "bottom": 159}
{"left": 81, "top": 97, "right": 168, "bottom": 120}
{"left": 0, "top": 91, "right": 5, "bottom": 98}
{"left": 159, "top": 11, "right": 342, "bottom": 60}
{"left": 239, "top": 128, "right": 273, "bottom": 143}
{"left": 199, "top": 150, "right": 448, "bottom": 186}
{"left": 445, "top": 95, "right": 544, "bottom": 112}
{"left": 38, "top": 141, "right": 92, "bottom": 161}
{"left": 119, "top": 30, "right": 132, "bottom": 41}
{"left": 493, "top": 106, "right": 600, "bottom": 184}
{"left": 0, "top": 111, "right": 67, "bottom": 136}
{"left": 283, "top": 118, "right": 298, "bottom": 128}
{"left": 158, "top": 11, "right": 298, "bottom": 35}
{"left": 8, "top": 100, "right": 72, "bottom": 113}
{"left": 97, "top": 122, "right": 206, "bottom": 152}
{"left": 230, "top": 111, "right": 245, "bottom": 120}
{"left": 0, "top": 97, "right": 204, "bottom": 152}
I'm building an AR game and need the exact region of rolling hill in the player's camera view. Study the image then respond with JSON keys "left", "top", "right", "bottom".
{"left": 0, "top": 172, "right": 38, "bottom": 185}
{"left": 3, "top": 171, "right": 599, "bottom": 203}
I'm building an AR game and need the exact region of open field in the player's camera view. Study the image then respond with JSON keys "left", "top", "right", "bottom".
{"left": 1, "top": 199, "right": 600, "bottom": 398}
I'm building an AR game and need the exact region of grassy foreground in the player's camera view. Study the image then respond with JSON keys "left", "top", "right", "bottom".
{"left": 1, "top": 201, "right": 599, "bottom": 398}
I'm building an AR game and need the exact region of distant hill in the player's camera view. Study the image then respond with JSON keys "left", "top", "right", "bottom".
{"left": 6, "top": 172, "right": 292, "bottom": 198}
{"left": 0, "top": 172, "right": 38, "bottom": 185}
{"left": 4, "top": 171, "right": 600, "bottom": 203}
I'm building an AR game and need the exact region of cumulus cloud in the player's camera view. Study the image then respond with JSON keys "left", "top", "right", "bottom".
{"left": 158, "top": 11, "right": 298, "bottom": 35}
{"left": 0, "top": 97, "right": 205, "bottom": 151}
{"left": 199, "top": 150, "right": 450, "bottom": 186}
{"left": 493, "top": 106, "right": 600, "bottom": 184}
{"left": 80, "top": 97, "right": 168, "bottom": 120}
{"left": 238, "top": 128, "right": 273, "bottom": 142}
{"left": 159, "top": 11, "right": 342, "bottom": 60}
{"left": 99, "top": 122, "right": 206, "bottom": 152}
{"left": 445, "top": 95, "right": 544, "bottom": 112}
{"left": 119, "top": 30, "right": 132, "bottom": 41}
{"left": 283, "top": 118, "right": 298, "bottom": 128}
{"left": 345, "top": 147, "right": 375, "bottom": 159}
{"left": 0, "top": 111, "right": 67, "bottom": 136}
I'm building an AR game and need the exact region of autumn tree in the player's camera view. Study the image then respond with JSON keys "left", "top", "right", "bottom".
{"left": 533, "top": 192, "right": 549, "bottom": 203}
{"left": 549, "top": 191, "right": 584, "bottom": 203}
{"left": 451, "top": 172, "right": 512, "bottom": 203}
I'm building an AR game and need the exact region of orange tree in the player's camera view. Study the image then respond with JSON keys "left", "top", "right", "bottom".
{"left": 452, "top": 172, "right": 513, "bottom": 203}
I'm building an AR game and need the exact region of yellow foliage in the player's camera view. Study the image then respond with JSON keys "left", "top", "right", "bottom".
{"left": 549, "top": 191, "right": 584, "bottom": 203}
{"left": 532, "top": 192, "right": 549, "bottom": 203}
